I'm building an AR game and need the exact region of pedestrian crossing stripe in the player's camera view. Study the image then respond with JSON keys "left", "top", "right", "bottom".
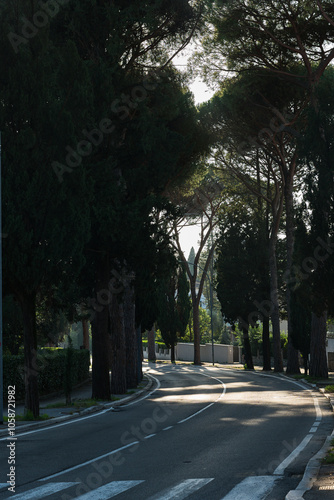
{"left": 4, "top": 482, "right": 80, "bottom": 499}
{"left": 220, "top": 476, "right": 279, "bottom": 500}
{"left": 74, "top": 480, "right": 144, "bottom": 499}
{"left": 1, "top": 479, "right": 215, "bottom": 499}
{"left": 147, "top": 478, "right": 214, "bottom": 500}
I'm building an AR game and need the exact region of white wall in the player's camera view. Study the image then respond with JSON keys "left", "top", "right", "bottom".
{"left": 143, "top": 343, "right": 241, "bottom": 364}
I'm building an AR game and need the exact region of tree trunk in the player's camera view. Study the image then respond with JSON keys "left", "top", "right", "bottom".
{"left": 124, "top": 272, "right": 138, "bottom": 389}
{"left": 192, "top": 287, "right": 201, "bottom": 365}
{"left": 309, "top": 311, "right": 328, "bottom": 379}
{"left": 171, "top": 344, "right": 176, "bottom": 364}
{"left": 82, "top": 319, "right": 90, "bottom": 350}
{"left": 147, "top": 326, "right": 156, "bottom": 362}
{"left": 91, "top": 254, "right": 111, "bottom": 400}
{"left": 303, "top": 353, "right": 308, "bottom": 376}
{"left": 110, "top": 287, "right": 127, "bottom": 394}
{"left": 242, "top": 325, "right": 254, "bottom": 369}
{"left": 269, "top": 237, "right": 283, "bottom": 372}
{"left": 285, "top": 179, "right": 300, "bottom": 375}
{"left": 137, "top": 326, "right": 143, "bottom": 383}
{"left": 262, "top": 315, "right": 271, "bottom": 371}
{"left": 286, "top": 338, "right": 300, "bottom": 375}
{"left": 19, "top": 291, "right": 39, "bottom": 418}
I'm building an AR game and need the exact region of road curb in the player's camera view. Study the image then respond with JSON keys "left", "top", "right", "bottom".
{"left": 284, "top": 378, "right": 334, "bottom": 499}
{"left": 0, "top": 374, "right": 154, "bottom": 436}
{"left": 318, "top": 387, "right": 334, "bottom": 412}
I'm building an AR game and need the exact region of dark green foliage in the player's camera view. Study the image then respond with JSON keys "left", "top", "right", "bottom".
{"left": 288, "top": 218, "right": 312, "bottom": 365}
{"left": 3, "top": 349, "right": 90, "bottom": 403}
{"left": 176, "top": 266, "right": 192, "bottom": 336}
{"left": 1, "top": 0, "right": 208, "bottom": 407}
{"left": 298, "top": 68, "right": 334, "bottom": 316}
{"left": 216, "top": 208, "right": 270, "bottom": 370}
{"left": 204, "top": 1, "right": 334, "bottom": 81}
{"left": 157, "top": 265, "right": 191, "bottom": 358}
{"left": 3, "top": 296, "right": 24, "bottom": 355}
{"left": 216, "top": 211, "right": 268, "bottom": 328}
{"left": 64, "top": 337, "right": 75, "bottom": 404}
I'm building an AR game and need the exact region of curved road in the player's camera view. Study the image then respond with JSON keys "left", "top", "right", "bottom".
{"left": 0, "top": 364, "right": 333, "bottom": 500}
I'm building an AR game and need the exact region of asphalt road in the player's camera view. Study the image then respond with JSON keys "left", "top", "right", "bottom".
{"left": 0, "top": 364, "right": 333, "bottom": 500}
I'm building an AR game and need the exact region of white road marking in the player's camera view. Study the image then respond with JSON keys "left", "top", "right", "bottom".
{"left": 313, "top": 396, "right": 322, "bottom": 419}
{"left": 0, "top": 410, "right": 112, "bottom": 441}
{"left": 273, "top": 434, "right": 313, "bottom": 476}
{"left": 7, "top": 482, "right": 79, "bottom": 499}
{"left": 177, "top": 374, "right": 226, "bottom": 424}
{"left": 75, "top": 480, "right": 144, "bottom": 499}
{"left": 147, "top": 478, "right": 214, "bottom": 500}
{"left": 242, "top": 369, "right": 324, "bottom": 479}
{"left": 220, "top": 476, "right": 278, "bottom": 500}
{"left": 0, "top": 374, "right": 161, "bottom": 442}
{"left": 177, "top": 403, "right": 215, "bottom": 423}
{"left": 163, "top": 426, "right": 173, "bottom": 431}
{"left": 285, "top": 429, "right": 334, "bottom": 500}
{"left": 39, "top": 442, "right": 139, "bottom": 481}
{"left": 144, "top": 433, "right": 156, "bottom": 439}
{"left": 122, "top": 374, "right": 160, "bottom": 407}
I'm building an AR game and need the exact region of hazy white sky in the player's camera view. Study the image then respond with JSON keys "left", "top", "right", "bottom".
{"left": 173, "top": 50, "right": 214, "bottom": 256}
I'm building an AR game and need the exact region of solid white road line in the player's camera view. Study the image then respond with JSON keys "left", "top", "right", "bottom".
{"left": 0, "top": 410, "right": 112, "bottom": 441}
{"left": 122, "top": 373, "right": 160, "bottom": 407}
{"left": 273, "top": 434, "right": 313, "bottom": 476}
{"left": 8, "top": 482, "right": 80, "bottom": 499}
{"left": 0, "top": 374, "right": 161, "bottom": 442}
{"left": 75, "top": 480, "right": 144, "bottom": 500}
{"left": 144, "top": 433, "right": 156, "bottom": 439}
{"left": 39, "top": 442, "right": 139, "bottom": 481}
{"left": 177, "top": 374, "right": 227, "bottom": 424}
{"left": 220, "top": 476, "right": 278, "bottom": 500}
{"left": 285, "top": 429, "right": 334, "bottom": 500}
{"left": 147, "top": 478, "right": 214, "bottom": 500}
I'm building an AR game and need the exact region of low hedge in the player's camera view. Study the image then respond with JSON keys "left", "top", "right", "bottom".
{"left": 3, "top": 348, "right": 90, "bottom": 403}
{"left": 142, "top": 340, "right": 167, "bottom": 349}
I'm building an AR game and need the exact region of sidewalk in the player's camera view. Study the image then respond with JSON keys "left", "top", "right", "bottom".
{"left": 0, "top": 370, "right": 154, "bottom": 436}
{"left": 297, "top": 381, "right": 334, "bottom": 500}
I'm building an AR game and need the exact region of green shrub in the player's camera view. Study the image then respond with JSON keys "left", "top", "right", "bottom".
{"left": 3, "top": 349, "right": 90, "bottom": 403}
{"left": 142, "top": 340, "right": 168, "bottom": 349}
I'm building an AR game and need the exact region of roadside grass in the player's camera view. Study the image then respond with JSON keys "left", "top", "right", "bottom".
{"left": 324, "top": 385, "right": 334, "bottom": 393}
{"left": 322, "top": 438, "right": 334, "bottom": 465}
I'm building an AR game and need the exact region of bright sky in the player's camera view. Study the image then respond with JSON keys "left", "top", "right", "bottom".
{"left": 173, "top": 50, "right": 214, "bottom": 257}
